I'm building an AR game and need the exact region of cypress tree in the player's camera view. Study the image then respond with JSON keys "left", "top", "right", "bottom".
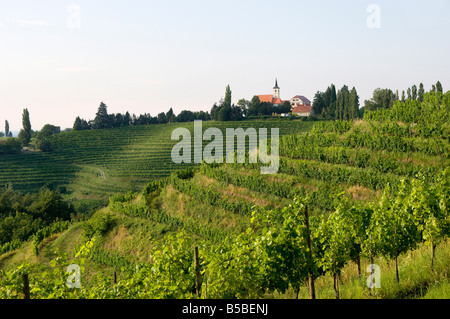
{"left": 337, "top": 85, "right": 349, "bottom": 120}
{"left": 19, "top": 108, "right": 32, "bottom": 145}
{"left": 329, "top": 84, "right": 337, "bottom": 119}
{"left": 411, "top": 85, "right": 417, "bottom": 101}
{"left": 431, "top": 85, "right": 436, "bottom": 94}
{"left": 418, "top": 83, "right": 424, "bottom": 102}
{"left": 5, "top": 120, "right": 9, "bottom": 138}
{"left": 224, "top": 85, "right": 232, "bottom": 109}
{"left": 436, "top": 81, "right": 443, "bottom": 94}
{"left": 124, "top": 112, "right": 131, "bottom": 126}
{"left": 73, "top": 117, "right": 82, "bottom": 131}
{"left": 349, "top": 87, "right": 360, "bottom": 119}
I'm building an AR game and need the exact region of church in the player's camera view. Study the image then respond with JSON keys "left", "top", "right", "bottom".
{"left": 256, "top": 79, "right": 313, "bottom": 116}
{"left": 256, "top": 79, "right": 286, "bottom": 106}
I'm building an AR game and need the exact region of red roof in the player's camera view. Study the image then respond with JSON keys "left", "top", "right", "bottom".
{"left": 257, "top": 95, "right": 287, "bottom": 105}
{"left": 258, "top": 95, "right": 274, "bottom": 103}
{"left": 292, "top": 105, "right": 312, "bottom": 113}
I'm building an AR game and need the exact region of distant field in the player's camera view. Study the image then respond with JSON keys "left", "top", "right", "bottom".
{"left": 0, "top": 119, "right": 314, "bottom": 208}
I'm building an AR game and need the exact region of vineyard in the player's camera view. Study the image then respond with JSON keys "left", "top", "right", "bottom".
{"left": 0, "top": 119, "right": 313, "bottom": 211}
{"left": 0, "top": 91, "right": 449, "bottom": 299}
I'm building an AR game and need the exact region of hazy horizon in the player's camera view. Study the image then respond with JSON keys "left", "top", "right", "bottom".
{"left": 1, "top": 0, "right": 449, "bottom": 131}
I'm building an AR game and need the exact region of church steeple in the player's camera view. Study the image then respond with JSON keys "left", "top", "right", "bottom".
{"left": 273, "top": 78, "right": 279, "bottom": 89}
{"left": 273, "top": 78, "right": 280, "bottom": 99}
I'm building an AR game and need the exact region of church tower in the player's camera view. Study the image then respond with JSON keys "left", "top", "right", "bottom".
{"left": 273, "top": 78, "right": 280, "bottom": 99}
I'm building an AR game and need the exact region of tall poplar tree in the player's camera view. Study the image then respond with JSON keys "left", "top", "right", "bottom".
{"left": 436, "top": 81, "right": 443, "bottom": 94}
{"left": 5, "top": 120, "right": 9, "bottom": 138}
{"left": 329, "top": 84, "right": 337, "bottom": 119}
{"left": 336, "top": 85, "right": 349, "bottom": 120}
{"left": 411, "top": 85, "right": 417, "bottom": 101}
{"left": 19, "top": 108, "right": 31, "bottom": 145}
{"left": 349, "top": 87, "right": 360, "bottom": 119}
{"left": 418, "top": 83, "right": 424, "bottom": 102}
{"left": 224, "top": 85, "right": 232, "bottom": 108}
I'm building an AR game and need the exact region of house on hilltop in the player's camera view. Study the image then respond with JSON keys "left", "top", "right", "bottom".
{"left": 290, "top": 95, "right": 311, "bottom": 107}
{"left": 257, "top": 79, "right": 313, "bottom": 116}
{"left": 292, "top": 104, "right": 313, "bottom": 117}
{"left": 290, "top": 95, "right": 312, "bottom": 117}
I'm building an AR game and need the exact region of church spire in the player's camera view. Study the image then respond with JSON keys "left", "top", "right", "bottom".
{"left": 273, "top": 78, "right": 279, "bottom": 89}
{"left": 273, "top": 78, "right": 280, "bottom": 99}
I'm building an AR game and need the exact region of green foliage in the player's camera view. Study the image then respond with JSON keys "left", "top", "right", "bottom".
{"left": 364, "top": 91, "right": 449, "bottom": 127}
{"left": 19, "top": 108, "right": 32, "bottom": 146}
{"left": 36, "top": 139, "right": 54, "bottom": 152}
{"left": 0, "top": 188, "right": 74, "bottom": 248}
{"left": 0, "top": 238, "right": 94, "bottom": 299}
{"left": 0, "top": 138, "right": 22, "bottom": 155}
{"left": 252, "top": 197, "right": 315, "bottom": 296}
{"left": 5, "top": 120, "right": 10, "bottom": 138}
{"left": 83, "top": 212, "right": 117, "bottom": 238}
{"left": 144, "top": 232, "right": 197, "bottom": 298}
{"left": 364, "top": 88, "right": 395, "bottom": 111}
{"left": 312, "top": 84, "right": 359, "bottom": 120}
{"left": 93, "top": 102, "right": 112, "bottom": 129}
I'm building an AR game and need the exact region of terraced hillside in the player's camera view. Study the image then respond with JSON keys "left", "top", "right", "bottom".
{"left": 1, "top": 115, "right": 449, "bottom": 299}
{"left": 1, "top": 93, "right": 449, "bottom": 299}
{"left": 0, "top": 119, "right": 314, "bottom": 209}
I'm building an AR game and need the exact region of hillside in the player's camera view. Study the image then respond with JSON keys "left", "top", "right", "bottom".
{"left": 0, "top": 119, "right": 314, "bottom": 212}
{"left": 1, "top": 92, "right": 449, "bottom": 299}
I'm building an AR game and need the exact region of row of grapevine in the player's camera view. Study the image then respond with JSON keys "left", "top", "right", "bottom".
{"left": 0, "top": 240, "right": 22, "bottom": 256}
{"left": 281, "top": 139, "right": 441, "bottom": 178}
{"left": 368, "top": 121, "right": 449, "bottom": 140}
{"left": 282, "top": 130, "right": 449, "bottom": 159}
{"left": 109, "top": 197, "right": 230, "bottom": 242}
{"left": 88, "top": 246, "right": 137, "bottom": 272}
{"left": 169, "top": 173, "right": 255, "bottom": 216}
{"left": 1, "top": 169, "right": 448, "bottom": 299}
{"left": 239, "top": 157, "right": 404, "bottom": 192}
{"left": 32, "top": 220, "right": 73, "bottom": 255}
{"left": 200, "top": 163, "right": 297, "bottom": 199}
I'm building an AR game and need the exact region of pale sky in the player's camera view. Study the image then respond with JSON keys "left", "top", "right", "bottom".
{"left": 1, "top": 0, "right": 449, "bottom": 131}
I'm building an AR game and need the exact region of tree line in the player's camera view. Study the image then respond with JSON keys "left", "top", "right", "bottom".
{"left": 0, "top": 187, "right": 75, "bottom": 247}
{"left": 0, "top": 109, "right": 62, "bottom": 155}
{"left": 73, "top": 85, "right": 304, "bottom": 132}
{"left": 73, "top": 102, "right": 213, "bottom": 131}
{"left": 312, "top": 84, "right": 360, "bottom": 120}
{"left": 311, "top": 81, "right": 444, "bottom": 121}
{"left": 363, "top": 81, "right": 443, "bottom": 113}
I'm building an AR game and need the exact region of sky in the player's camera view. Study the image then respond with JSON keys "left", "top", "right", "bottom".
{"left": 0, "top": 0, "right": 449, "bottom": 131}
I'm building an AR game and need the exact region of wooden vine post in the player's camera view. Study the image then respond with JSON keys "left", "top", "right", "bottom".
{"left": 22, "top": 273, "right": 30, "bottom": 299}
{"left": 304, "top": 204, "right": 316, "bottom": 299}
{"left": 194, "top": 246, "right": 202, "bottom": 297}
